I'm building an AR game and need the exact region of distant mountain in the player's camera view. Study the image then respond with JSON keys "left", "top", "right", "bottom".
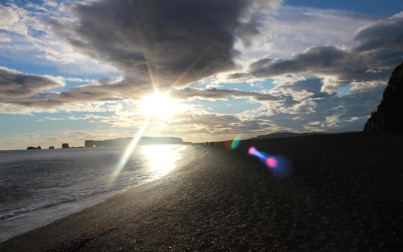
{"left": 364, "top": 62, "right": 403, "bottom": 133}
{"left": 253, "top": 131, "right": 324, "bottom": 140}
{"left": 85, "top": 137, "right": 183, "bottom": 148}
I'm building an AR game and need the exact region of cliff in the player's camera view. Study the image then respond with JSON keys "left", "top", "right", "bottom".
{"left": 85, "top": 137, "right": 183, "bottom": 148}
{"left": 364, "top": 62, "right": 403, "bottom": 133}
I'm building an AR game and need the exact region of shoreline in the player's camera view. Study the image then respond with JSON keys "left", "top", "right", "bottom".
{"left": 0, "top": 144, "right": 195, "bottom": 243}
{"left": 1, "top": 133, "right": 403, "bottom": 250}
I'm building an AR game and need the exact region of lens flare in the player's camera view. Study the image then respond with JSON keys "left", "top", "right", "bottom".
{"left": 266, "top": 157, "right": 278, "bottom": 168}
{"left": 248, "top": 146, "right": 292, "bottom": 178}
{"left": 231, "top": 135, "right": 241, "bottom": 149}
{"left": 110, "top": 115, "right": 151, "bottom": 184}
{"left": 248, "top": 146, "right": 267, "bottom": 161}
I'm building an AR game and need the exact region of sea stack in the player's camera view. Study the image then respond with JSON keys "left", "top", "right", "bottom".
{"left": 364, "top": 62, "right": 403, "bottom": 133}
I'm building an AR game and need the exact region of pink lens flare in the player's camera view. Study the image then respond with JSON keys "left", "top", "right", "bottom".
{"left": 248, "top": 146, "right": 292, "bottom": 178}
{"left": 266, "top": 157, "right": 278, "bottom": 168}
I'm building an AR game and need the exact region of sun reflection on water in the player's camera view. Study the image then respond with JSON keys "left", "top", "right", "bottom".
{"left": 141, "top": 144, "right": 186, "bottom": 178}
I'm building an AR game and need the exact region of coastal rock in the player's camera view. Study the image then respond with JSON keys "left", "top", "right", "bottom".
{"left": 364, "top": 62, "right": 403, "bottom": 133}
{"left": 27, "top": 146, "right": 41, "bottom": 150}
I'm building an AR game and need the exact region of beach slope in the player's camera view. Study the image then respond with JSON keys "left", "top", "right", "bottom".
{"left": 1, "top": 133, "right": 403, "bottom": 251}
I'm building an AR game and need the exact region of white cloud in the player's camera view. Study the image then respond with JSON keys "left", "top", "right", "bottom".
{"left": 0, "top": 35, "right": 11, "bottom": 42}
{"left": 0, "top": 4, "right": 28, "bottom": 35}
{"left": 0, "top": 2, "right": 120, "bottom": 76}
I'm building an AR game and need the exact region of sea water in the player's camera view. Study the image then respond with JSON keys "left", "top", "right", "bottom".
{"left": 0, "top": 144, "right": 189, "bottom": 242}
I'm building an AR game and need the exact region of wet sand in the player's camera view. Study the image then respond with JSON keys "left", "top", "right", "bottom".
{"left": 1, "top": 133, "right": 403, "bottom": 251}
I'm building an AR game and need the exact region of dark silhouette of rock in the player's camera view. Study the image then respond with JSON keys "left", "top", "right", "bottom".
{"left": 85, "top": 137, "right": 183, "bottom": 148}
{"left": 49, "top": 146, "right": 55, "bottom": 149}
{"left": 364, "top": 62, "right": 403, "bottom": 133}
{"left": 27, "top": 146, "right": 41, "bottom": 150}
{"left": 254, "top": 131, "right": 324, "bottom": 140}
{"left": 62, "top": 143, "right": 70, "bottom": 149}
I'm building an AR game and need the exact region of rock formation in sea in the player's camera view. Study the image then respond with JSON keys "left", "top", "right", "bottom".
{"left": 84, "top": 137, "right": 183, "bottom": 148}
{"left": 364, "top": 62, "right": 403, "bottom": 133}
{"left": 27, "top": 147, "right": 34, "bottom": 150}
{"left": 27, "top": 146, "right": 41, "bottom": 150}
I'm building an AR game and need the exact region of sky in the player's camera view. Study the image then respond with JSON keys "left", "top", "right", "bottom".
{"left": 0, "top": 0, "right": 403, "bottom": 150}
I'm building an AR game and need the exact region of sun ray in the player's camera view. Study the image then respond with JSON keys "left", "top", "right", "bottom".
{"left": 109, "top": 115, "right": 151, "bottom": 184}
{"left": 168, "top": 46, "right": 213, "bottom": 91}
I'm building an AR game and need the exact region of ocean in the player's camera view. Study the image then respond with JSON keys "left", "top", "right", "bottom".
{"left": 0, "top": 144, "right": 189, "bottom": 242}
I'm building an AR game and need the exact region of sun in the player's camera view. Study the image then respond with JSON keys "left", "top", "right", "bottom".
{"left": 139, "top": 92, "right": 178, "bottom": 118}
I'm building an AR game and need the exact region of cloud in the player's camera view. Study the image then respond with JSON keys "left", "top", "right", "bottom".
{"left": 227, "top": 11, "right": 403, "bottom": 94}
{"left": 230, "top": 46, "right": 390, "bottom": 91}
{"left": 0, "top": 71, "right": 281, "bottom": 111}
{"left": 0, "top": 2, "right": 120, "bottom": 77}
{"left": 354, "top": 12, "right": 403, "bottom": 68}
{"left": 0, "top": 4, "right": 28, "bottom": 35}
{"left": 0, "top": 67, "right": 64, "bottom": 97}
{"left": 50, "top": 0, "right": 280, "bottom": 89}
{"left": 171, "top": 87, "right": 281, "bottom": 102}
{"left": 236, "top": 6, "right": 377, "bottom": 61}
{"left": 162, "top": 111, "right": 273, "bottom": 139}
{"left": 2, "top": 1, "right": 401, "bottom": 143}
{"left": 255, "top": 46, "right": 388, "bottom": 80}
{"left": 243, "top": 76, "right": 385, "bottom": 133}
{"left": 170, "top": 112, "right": 241, "bottom": 127}
{"left": 355, "top": 12, "right": 403, "bottom": 52}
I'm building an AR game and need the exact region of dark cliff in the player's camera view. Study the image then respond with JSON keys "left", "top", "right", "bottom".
{"left": 85, "top": 137, "right": 183, "bottom": 148}
{"left": 364, "top": 62, "right": 403, "bottom": 133}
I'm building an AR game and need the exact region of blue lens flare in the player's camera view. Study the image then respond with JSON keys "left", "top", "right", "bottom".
{"left": 248, "top": 146, "right": 267, "bottom": 161}
{"left": 248, "top": 146, "right": 292, "bottom": 178}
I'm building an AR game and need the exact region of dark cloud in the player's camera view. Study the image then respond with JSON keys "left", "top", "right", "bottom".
{"left": 171, "top": 87, "right": 281, "bottom": 102}
{"left": 235, "top": 18, "right": 261, "bottom": 47}
{"left": 226, "top": 45, "right": 392, "bottom": 95}
{"left": 287, "top": 78, "right": 325, "bottom": 95}
{"left": 1, "top": 0, "right": 283, "bottom": 109}
{"left": 355, "top": 12, "right": 403, "bottom": 52}
{"left": 360, "top": 48, "right": 403, "bottom": 69}
{"left": 354, "top": 12, "right": 403, "bottom": 68}
{"left": 50, "top": 0, "right": 274, "bottom": 89}
{"left": 0, "top": 76, "right": 280, "bottom": 108}
{"left": 0, "top": 74, "right": 149, "bottom": 107}
{"left": 247, "top": 46, "right": 389, "bottom": 84}
{"left": 228, "top": 13, "right": 403, "bottom": 90}
{"left": 0, "top": 68, "right": 64, "bottom": 97}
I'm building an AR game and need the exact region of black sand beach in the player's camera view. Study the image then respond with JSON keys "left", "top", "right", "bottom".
{"left": 1, "top": 133, "right": 403, "bottom": 251}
